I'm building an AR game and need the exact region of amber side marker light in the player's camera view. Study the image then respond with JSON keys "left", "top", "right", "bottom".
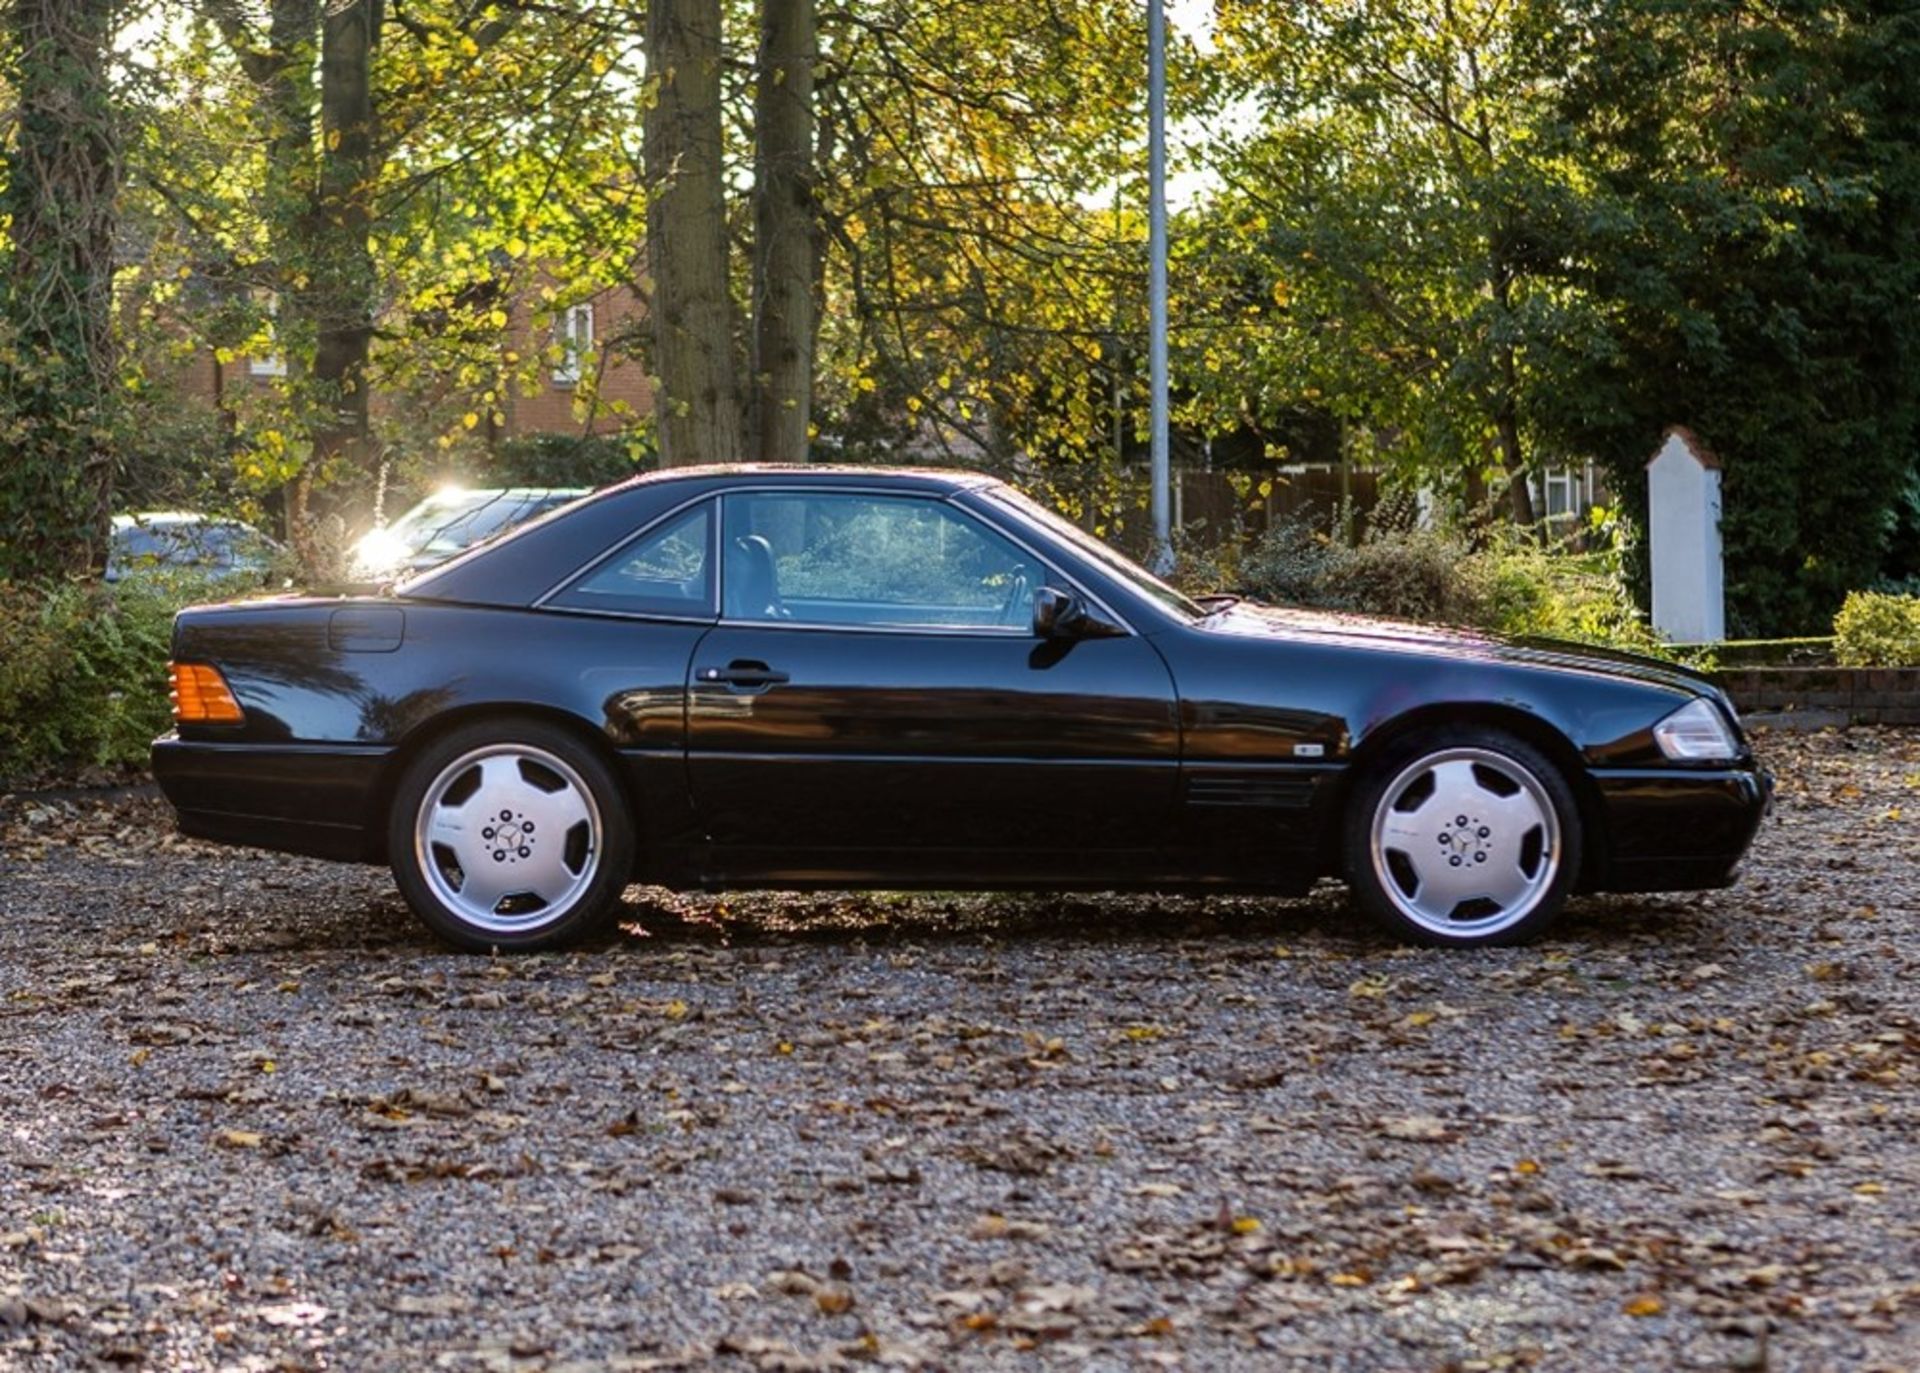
{"left": 169, "top": 661, "right": 245, "bottom": 725}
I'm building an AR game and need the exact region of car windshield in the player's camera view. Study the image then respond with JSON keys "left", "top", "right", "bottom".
{"left": 418, "top": 499, "right": 541, "bottom": 554}
{"left": 983, "top": 486, "right": 1205, "bottom": 622}
{"left": 115, "top": 521, "right": 239, "bottom": 564}
{"left": 388, "top": 493, "right": 556, "bottom": 557}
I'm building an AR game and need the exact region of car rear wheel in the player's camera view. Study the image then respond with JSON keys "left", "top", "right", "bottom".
{"left": 1345, "top": 728, "right": 1581, "bottom": 948}
{"left": 388, "top": 720, "right": 632, "bottom": 952}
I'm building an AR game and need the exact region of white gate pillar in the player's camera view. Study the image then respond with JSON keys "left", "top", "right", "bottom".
{"left": 1646, "top": 426, "right": 1725, "bottom": 643}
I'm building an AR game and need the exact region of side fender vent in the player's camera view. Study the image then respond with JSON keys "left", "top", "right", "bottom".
{"left": 1185, "top": 772, "right": 1320, "bottom": 810}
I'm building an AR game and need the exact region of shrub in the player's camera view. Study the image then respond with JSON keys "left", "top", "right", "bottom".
{"left": 1231, "top": 506, "right": 1676, "bottom": 658}
{"left": 1832, "top": 590, "right": 1920, "bottom": 667}
{"left": 1237, "top": 511, "right": 1490, "bottom": 626}
{"left": 0, "top": 580, "right": 189, "bottom": 783}
{"left": 1473, "top": 533, "right": 1668, "bottom": 656}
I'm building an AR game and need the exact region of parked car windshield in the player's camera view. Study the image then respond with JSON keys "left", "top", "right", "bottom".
{"left": 109, "top": 517, "right": 276, "bottom": 577}
{"left": 360, "top": 488, "right": 588, "bottom": 577}
{"left": 397, "top": 493, "right": 551, "bottom": 556}
{"left": 983, "top": 485, "right": 1204, "bottom": 623}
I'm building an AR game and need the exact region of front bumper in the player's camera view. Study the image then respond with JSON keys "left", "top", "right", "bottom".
{"left": 151, "top": 734, "right": 392, "bottom": 863}
{"left": 1587, "top": 764, "right": 1772, "bottom": 893}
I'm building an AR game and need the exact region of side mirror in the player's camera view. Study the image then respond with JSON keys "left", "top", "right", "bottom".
{"left": 1032, "top": 586, "right": 1088, "bottom": 639}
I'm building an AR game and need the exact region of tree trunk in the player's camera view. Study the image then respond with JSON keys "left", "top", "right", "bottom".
{"left": 311, "top": 0, "right": 379, "bottom": 506}
{"left": 645, "top": 0, "right": 744, "bottom": 467}
{"left": 1495, "top": 351, "right": 1535, "bottom": 526}
{"left": 1489, "top": 254, "right": 1535, "bottom": 527}
{"left": 239, "top": 0, "right": 323, "bottom": 560}
{"left": 0, "top": 0, "right": 119, "bottom": 580}
{"left": 751, "top": 0, "right": 817, "bottom": 462}
{"left": 214, "top": 0, "right": 374, "bottom": 573}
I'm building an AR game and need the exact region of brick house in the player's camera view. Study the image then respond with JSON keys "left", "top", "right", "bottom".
{"left": 172, "top": 278, "right": 654, "bottom": 444}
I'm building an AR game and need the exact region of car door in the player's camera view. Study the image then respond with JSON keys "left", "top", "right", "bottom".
{"left": 685, "top": 488, "right": 1181, "bottom": 883}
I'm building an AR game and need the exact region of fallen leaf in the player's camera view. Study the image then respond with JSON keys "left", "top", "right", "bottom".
{"left": 814, "top": 1283, "right": 855, "bottom": 1315}
{"left": 1380, "top": 1115, "right": 1453, "bottom": 1142}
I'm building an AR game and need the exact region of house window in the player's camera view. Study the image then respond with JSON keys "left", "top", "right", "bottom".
{"left": 552, "top": 303, "right": 594, "bottom": 385}
{"left": 250, "top": 290, "right": 286, "bottom": 378}
{"left": 1534, "top": 464, "right": 1592, "bottom": 520}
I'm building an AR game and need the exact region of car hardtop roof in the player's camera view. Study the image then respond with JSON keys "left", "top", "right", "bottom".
{"left": 599, "top": 463, "right": 999, "bottom": 498}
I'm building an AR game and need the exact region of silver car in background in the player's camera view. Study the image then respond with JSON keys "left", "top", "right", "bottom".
{"left": 107, "top": 512, "right": 283, "bottom": 586}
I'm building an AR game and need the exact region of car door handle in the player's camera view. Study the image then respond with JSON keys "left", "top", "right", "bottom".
{"left": 697, "top": 661, "right": 790, "bottom": 688}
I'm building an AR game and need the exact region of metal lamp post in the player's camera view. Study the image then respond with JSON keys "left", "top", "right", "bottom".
{"left": 1147, "top": 0, "right": 1173, "bottom": 574}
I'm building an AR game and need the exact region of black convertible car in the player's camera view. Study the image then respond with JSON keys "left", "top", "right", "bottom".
{"left": 154, "top": 466, "right": 1768, "bottom": 951}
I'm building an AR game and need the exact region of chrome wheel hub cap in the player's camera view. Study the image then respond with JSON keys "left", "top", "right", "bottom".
{"left": 414, "top": 744, "right": 601, "bottom": 934}
{"left": 1369, "top": 747, "right": 1560, "bottom": 938}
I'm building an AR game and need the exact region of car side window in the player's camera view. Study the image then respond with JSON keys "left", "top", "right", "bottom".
{"left": 550, "top": 501, "right": 715, "bottom": 618}
{"left": 720, "top": 491, "right": 1036, "bottom": 630}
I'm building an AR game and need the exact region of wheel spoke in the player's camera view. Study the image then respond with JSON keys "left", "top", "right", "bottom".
{"left": 1379, "top": 814, "right": 1426, "bottom": 847}
{"left": 539, "top": 785, "right": 591, "bottom": 837}
{"left": 1485, "top": 786, "right": 1547, "bottom": 833}
{"left": 1422, "top": 851, "right": 1490, "bottom": 915}
{"left": 456, "top": 865, "right": 515, "bottom": 916}
{"left": 1425, "top": 759, "right": 1482, "bottom": 810}
{"left": 475, "top": 755, "right": 527, "bottom": 805}
{"left": 518, "top": 849, "right": 580, "bottom": 907}
{"left": 1477, "top": 845, "right": 1540, "bottom": 911}
{"left": 426, "top": 804, "right": 473, "bottom": 856}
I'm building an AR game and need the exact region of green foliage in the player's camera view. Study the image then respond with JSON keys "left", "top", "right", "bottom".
{"left": 117, "top": 0, "right": 651, "bottom": 566}
{"left": 1832, "top": 591, "right": 1920, "bottom": 667}
{"left": 3, "top": 0, "right": 1913, "bottom": 639}
{"left": 1234, "top": 505, "right": 1672, "bottom": 658}
{"left": 468, "top": 433, "right": 653, "bottom": 490}
{"left": 1238, "top": 518, "right": 1487, "bottom": 627}
{"left": 1193, "top": 0, "right": 1920, "bottom": 633}
{"left": 0, "top": 0, "right": 120, "bottom": 580}
{"left": 774, "top": 504, "right": 1015, "bottom": 608}
{"left": 807, "top": 1, "right": 1179, "bottom": 473}
{"left": 1530, "top": 0, "right": 1920, "bottom": 635}
{"left": 1192, "top": 0, "right": 1576, "bottom": 508}
{"left": 0, "top": 581, "right": 188, "bottom": 782}
{"left": 1473, "top": 535, "right": 1667, "bottom": 657}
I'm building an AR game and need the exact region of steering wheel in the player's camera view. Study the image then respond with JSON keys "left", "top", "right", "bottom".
{"left": 1000, "top": 564, "right": 1031, "bottom": 627}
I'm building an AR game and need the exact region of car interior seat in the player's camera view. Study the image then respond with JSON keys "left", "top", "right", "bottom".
{"left": 725, "top": 533, "right": 787, "bottom": 619}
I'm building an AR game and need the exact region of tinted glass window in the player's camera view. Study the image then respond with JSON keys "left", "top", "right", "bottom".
{"left": 721, "top": 492, "right": 1034, "bottom": 629}
{"left": 984, "top": 485, "right": 1202, "bottom": 622}
{"left": 552, "top": 502, "right": 714, "bottom": 618}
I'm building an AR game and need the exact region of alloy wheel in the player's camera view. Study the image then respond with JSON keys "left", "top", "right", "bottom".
{"left": 1368, "top": 746, "right": 1562, "bottom": 939}
{"left": 413, "top": 743, "right": 602, "bottom": 935}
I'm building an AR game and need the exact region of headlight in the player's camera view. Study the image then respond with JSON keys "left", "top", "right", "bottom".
{"left": 1653, "top": 698, "right": 1737, "bottom": 761}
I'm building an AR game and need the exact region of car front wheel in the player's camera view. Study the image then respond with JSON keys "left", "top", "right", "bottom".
{"left": 388, "top": 720, "right": 633, "bottom": 952}
{"left": 1345, "top": 728, "right": 1581, "bottom": 948}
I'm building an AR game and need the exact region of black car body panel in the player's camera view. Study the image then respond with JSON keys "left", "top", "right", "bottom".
{"left": 154, "top": 466, "right": 1769, "bottom": 901}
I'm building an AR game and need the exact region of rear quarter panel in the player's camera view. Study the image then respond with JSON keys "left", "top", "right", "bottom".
{"left": 166, "top": 598, "right": 707, "bottom": 863}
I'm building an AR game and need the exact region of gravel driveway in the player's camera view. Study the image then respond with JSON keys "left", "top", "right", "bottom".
{"left": 1, "top": 727, "right": 1915, "bottom": 1371}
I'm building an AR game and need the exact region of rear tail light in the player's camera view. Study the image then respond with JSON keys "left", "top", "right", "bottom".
{"left": 169, "top": 661, "right": 245, "bottom": 725}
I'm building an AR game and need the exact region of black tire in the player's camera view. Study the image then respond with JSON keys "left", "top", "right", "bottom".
{"left": 1343, "top": 726, "right": 1581, "bottom": 949}
{"left": 387, "top": 718, "right": 634, "bottom": 952}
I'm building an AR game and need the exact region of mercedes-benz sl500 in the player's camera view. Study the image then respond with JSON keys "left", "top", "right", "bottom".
{"left": 153, "top": 467, "right": 1768, "bottom": 951}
